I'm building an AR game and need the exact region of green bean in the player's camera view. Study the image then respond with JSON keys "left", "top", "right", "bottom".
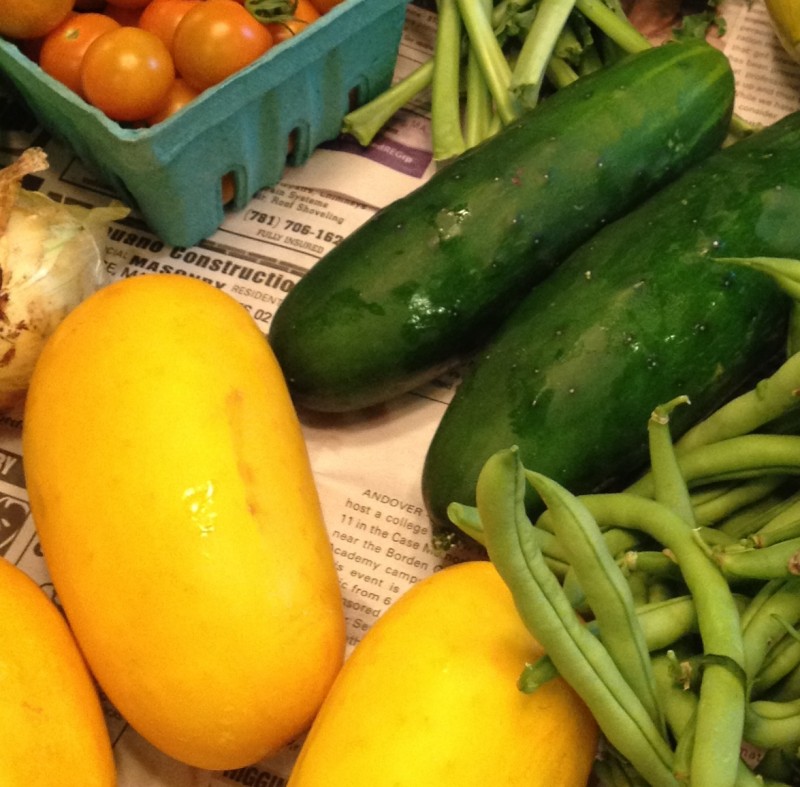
{"left": 671, "top": 703, "right": 696, "bottom": 784}
{"left": 755, "top": 633, "right": 800, "bottom": 698}
{"left": 740, "top": 577, "right": 800, "bottom": 683}
{"left": 447, "top": 500, "right": 635, "bottom": 579}
{"left": 648, "top": 395, "right": 696, "bottom": 525}
{"left": 749, "top": 518, "right": 800, "bottom": 548}
{"left": 476, "top": 448, "right": 678, "bottom": 786}
{"left": 713, "top": 538, "right": 800, "bottom": 581}
{"left": 694, "top": 476, "right": 789, "bottom": 528}
{"left": 627, "top": 435, "right": 800, "bottom": 499}
{"left": 577, "top": 492, "right": 746, "bottom": 787}
{"left": 652, "top": 650, "right": 696, "bottom": 736}
{"left": 718, "top": 488, "right": 800, "bottom": 540}
{"left": 626, "top": 434, "right": 800, "bottom": 498}
{"left": 518, "top": 594, "right": 712, "bottom": 693}
{"left": 593, "top": 754, "right": 650, "bottom": 787}
{"left": 674, "top": 344, "right": 800, "bottom": 453}
{"left": 647, "top": 580, "right": 675, "bottom": 604}
{"left": 621, "top": 550, "right": 683, "bottom": 582}
{"left": 758, "top": 493, "right": 800, "bottom": 534}
{"left": 764, "top": 657, "right": 800, "bottom": 702}
{"left": 744, "top": 696, "right": 800, "bottom": 749}
{"left": 525, "top": 468, "right": 664, "bottom": 732}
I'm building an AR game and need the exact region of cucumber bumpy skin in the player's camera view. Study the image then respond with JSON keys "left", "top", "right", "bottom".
{"left": 421, "top": 111, "right": 800, "bottom": 538}
{"left": 269, "top": 40, "right": 735, "bottom": 413}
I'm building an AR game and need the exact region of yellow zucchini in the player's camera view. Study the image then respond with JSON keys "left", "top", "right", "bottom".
{"left": 22, "top": 274, "right": 346, "bottom": 770}
{"left": 766, "top": 0, "right": 800, "bottom": 62}
{"left": 0, "top": 557, "right": 115, "bottom": 786}
{"left": 288, "top": 560, "right": 597, "bottom": 786}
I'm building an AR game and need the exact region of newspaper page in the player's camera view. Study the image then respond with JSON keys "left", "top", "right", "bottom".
{"left": 1, "top": 1, "right": 800, "bottom": 785}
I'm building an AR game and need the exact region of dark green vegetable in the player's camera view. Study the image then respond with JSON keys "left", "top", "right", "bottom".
{"left": 422, "top": 109, "right": 800, "bottom": 538}
{"left": 269, "top": 40, "right": 734, "bottom": 412}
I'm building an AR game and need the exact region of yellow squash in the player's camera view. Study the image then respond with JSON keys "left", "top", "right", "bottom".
{"left": 0, "top": 557, "right": 116, "bottom": 786}
{"left": 22, "top": 274, "right": 346, "bottom": 770}
{"left": 765, "top": 0, "right": 800, "bottom": 62}
{"left": 288, "top": 559, "right": 598, "bottom": 786}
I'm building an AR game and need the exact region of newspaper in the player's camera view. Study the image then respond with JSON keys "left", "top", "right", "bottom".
{"left": 0, "top": 1, "right": 799, "bottom": 784}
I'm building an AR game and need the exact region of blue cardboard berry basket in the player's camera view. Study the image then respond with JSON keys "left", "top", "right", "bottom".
{"left": 0, "top": 0, "right": 409, "bottom": 247}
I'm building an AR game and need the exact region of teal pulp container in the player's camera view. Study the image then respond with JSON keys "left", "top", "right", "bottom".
{"left": 0, "top": 0, "right": 409, "bottom": 247}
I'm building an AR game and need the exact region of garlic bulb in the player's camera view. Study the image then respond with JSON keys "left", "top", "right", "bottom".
{"left": 0, "top": 149, "right": 128, "bottom": 412}
{"left": 765, "top": 0, "right": 800, "bottom": 63}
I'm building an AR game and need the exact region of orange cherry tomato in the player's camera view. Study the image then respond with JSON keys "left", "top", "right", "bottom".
{"left": 145, "top": 76, "right": 197, "bottom": 124}
{"left": 0, "top": 0, "right": 75, "bottom": 39}
{"left": 172, "top": 0, "right": 272, "bottom": 92}
{"left": 138, "top": 0, "right": 199, "bottom": 50}
{"left": 39, "top": 12, "right": 120, "bottom": 95}
{"left": 266, "top": 0, "right": 319, "bottom": 44}
{"left": 102, "top": 3, "right": 144, "bottom": 24}
{"left": 104, "top": 0, "right": 151, "bottom": 8}
{"left": 80, "top": 26, "right": 175, "bottom": 122}
{"left": 307, "top": 0, "right": 344, "bottom": 14}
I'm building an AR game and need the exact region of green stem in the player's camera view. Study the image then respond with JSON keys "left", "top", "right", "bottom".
{"left": 464, "top": 0, "right": 497, "bottom": 147}
{"left": 432, "top": 0, "right": 467, "bottom": 161}
{"left": 574, "top": 0, "right": 651, "bottom": 53}
{"left": 510, "top": 0, "right": 577, "bottom": 109}
{"left": 456, "top": 0, "right": 519, "bottom": 124}
{"left": 341, "top": 58, "right": 434, "bottom": 146}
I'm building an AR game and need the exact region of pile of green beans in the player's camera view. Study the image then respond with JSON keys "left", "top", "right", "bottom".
{"left": 447, "top": 295, "right": 800, "bottom": 786}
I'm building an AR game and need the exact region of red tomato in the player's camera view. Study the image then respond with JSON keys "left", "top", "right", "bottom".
{"left": 145, "top": 76, "right": 197, "bottom": 124}
{"left": 172, "top": 0, "right": 272, "bottom": 92}
{"left": 0, "top": 0, "right": 75, "bottom": 39}
{"left": 80, "top": 26, "right": 175, "bottom": 122}
{"left": 265, "top": 0, "right": 320, "bottom": 44}
{"left": 138, "top": 0, "right": 199, "bottom": 50}
{"left": 39, "top": 12, "right": 121, "bottom": 95}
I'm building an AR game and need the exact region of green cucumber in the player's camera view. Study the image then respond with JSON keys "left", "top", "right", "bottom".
{"left": 269, "top": 40, "right": 734, "bottom": 412}
{"left": 421, "top": 111, "right": 800, "bottom": 539}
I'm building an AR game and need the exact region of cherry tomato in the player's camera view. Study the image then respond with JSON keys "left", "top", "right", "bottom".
{"left": 307, "top": 0, "right": 344, "bottom": 14}
{"left": 138, "top": 0, "right": 199, "bottom": 50}
{"left": 74, "top": 0, "right": 106, "bottom": 10}
{"left": 102, "top": 4, "right": 144, "bottom": 24}
{"left": 145, "top": 76, "right": 197, "bottom": 124}
{"left": 0, "top": 0, "right": 75, "bottom": 39}
{"left": 80, "top": 26, "right": 175, "bottom": 122}
{"left": 266, "top": 0, "right": 320, "bottom": 44}
{"left": 104, "top": 0, "right": 151, "bottom": 8}
{"left": 39, "top": 12, "right": 120, "bottom": 95}
{"left": 172, "top": 0, "right": 273, "bottom": 92}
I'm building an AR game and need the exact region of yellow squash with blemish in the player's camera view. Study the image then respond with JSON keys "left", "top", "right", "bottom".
{"left": 0, "top": 557, "right": 116, "bottom": 786}
{"left": 22, "top": 274, "right": 346, "bottom": 770}
{"left": 288, "top": 560, "right": 598, "bottom": 787}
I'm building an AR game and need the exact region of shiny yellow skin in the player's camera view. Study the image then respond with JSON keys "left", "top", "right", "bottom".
{"left": 765, "top": 0, "right": 800, "bottom": 62}
{"left": 288, "top": 559, "right": 598, "bottom": 786}
{"left": 22, "top": 274, "right": 346, "bottom": 770}
{"left": 0, "top": 557, "right": 116, "bottom": 786}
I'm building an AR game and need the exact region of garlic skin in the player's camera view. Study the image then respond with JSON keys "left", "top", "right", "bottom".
{"left": 765, "top": 0, "right": 800, "bottom": 63}
{"left": 0, "top": 153, "right": 128, "bottom": 413}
